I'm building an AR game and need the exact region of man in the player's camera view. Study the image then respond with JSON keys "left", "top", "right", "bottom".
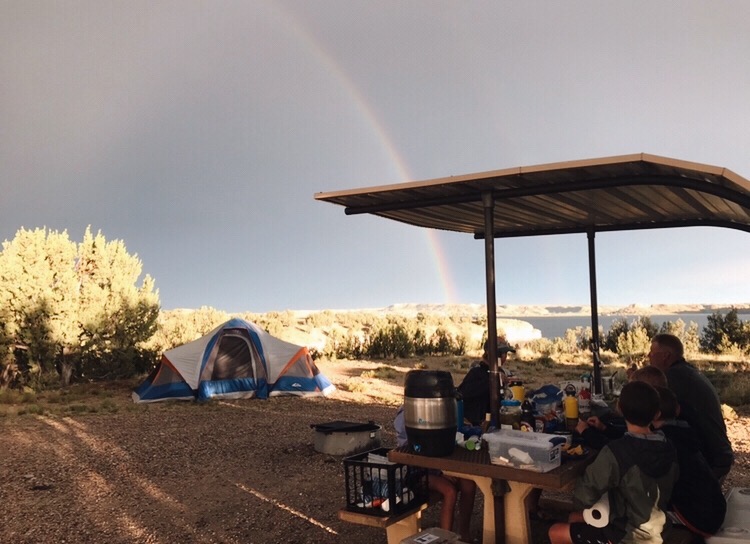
{"left": 457, "top": 335, "right": 515, "bottom": 426}
{"left": 648, "top": 333, "right": 734, "bottom": 480}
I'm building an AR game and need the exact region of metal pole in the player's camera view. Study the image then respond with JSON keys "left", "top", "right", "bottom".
{"left": 482, "top": 192, "right": 500, "bottom": 426}
{"left": 587, "top": 228, "right": 602, "bottom": 395}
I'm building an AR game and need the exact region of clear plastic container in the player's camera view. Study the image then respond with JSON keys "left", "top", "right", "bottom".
{"left": 484, "top": 429, "right": 562, "bottom": 472}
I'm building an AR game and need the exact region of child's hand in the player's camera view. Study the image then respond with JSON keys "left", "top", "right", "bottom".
{"left": 575, "top": 418, "right": 589, "bottom": 434}
{"left": 586, "top": 416, "right": 606, "bottom": 431}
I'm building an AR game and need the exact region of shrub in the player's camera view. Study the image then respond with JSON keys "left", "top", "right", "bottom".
{"left": 659, "top": 319, "right": 700, "bottom": 355}
{"left": 0, "top": 227, "right": 160, "bottom": 388}
{"left": 361, "top": 366, "right": 399, "bottom": 380}
{"left": 616, "top": 324, "right": 651, "bottom": 364}
{"left": 701, "top": 308, "right": 750, "bottom": 354}
{"left": 366, "top": 323, "right": 414, "bottom": 359}
{"left": 604, "top": 318, "right": 629, "bottom": 352}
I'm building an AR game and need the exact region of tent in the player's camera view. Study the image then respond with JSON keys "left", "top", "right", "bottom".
{"left": 132, "top": 318, "right": 335, "bottom": 403}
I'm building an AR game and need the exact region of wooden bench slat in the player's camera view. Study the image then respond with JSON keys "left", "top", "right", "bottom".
{"left": 338, "top": 502, "right": 428, "bottom": 528}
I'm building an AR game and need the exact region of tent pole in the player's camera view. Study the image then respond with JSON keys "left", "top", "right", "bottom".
{"left": 587, "top": 228, "right": 603, "bottom": 395}
{"left": 482, "top": 192, "right": 500, "bottom": 426}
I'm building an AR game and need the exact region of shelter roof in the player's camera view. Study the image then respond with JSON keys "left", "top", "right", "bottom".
{"left": 315, "top": 153, "right": 750, "bottom": 238}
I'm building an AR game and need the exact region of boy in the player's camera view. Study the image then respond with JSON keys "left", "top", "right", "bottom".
{"left": 574, "top": 366, "right": 668, "bottom": 450}
{"left": 549, "top": 381, "right": 678, "bottom": 544}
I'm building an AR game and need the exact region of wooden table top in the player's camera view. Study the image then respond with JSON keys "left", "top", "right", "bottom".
{"left": 389, "top": 444, "right": 592, "bottom": 490}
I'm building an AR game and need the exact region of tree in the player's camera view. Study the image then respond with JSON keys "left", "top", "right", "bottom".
{"left": 0, "top": 227, "right": 160, "bottom": 387}
{"left": 149, "top": 307, "right": 230, "bottom": 355}
{"left": 632, "top": 316, "right": 659, "bottom": 339}
{"left": 431, "top": 327, "right": 453, "bottom": 356}
{"left": 659, "top": 319, "right": 700, "bottom": 355}
{"left": 603, "top": 318, "right": 629, "bottom": 353}
{"left": 700, "top": 308, "right": 750, "bottom": 354}
{"left": 0, "top": 228, "right": 79, "bottom": 386}
{"left": 0, "top": 308, "right": 16, "bottom": 387}
{"left": 75, "top": 228, "right": 160, "bottom": 379}
{"left": 616, "top": 324, "right": 651, "bottom": 364}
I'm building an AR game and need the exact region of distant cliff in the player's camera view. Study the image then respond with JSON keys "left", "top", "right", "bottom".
{"left": 378, "top": 302, "right": 750, "bottom": 318}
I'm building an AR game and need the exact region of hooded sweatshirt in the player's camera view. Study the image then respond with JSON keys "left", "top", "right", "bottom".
{"left": 574, "top": 432, "right": 679, "bottom": 543}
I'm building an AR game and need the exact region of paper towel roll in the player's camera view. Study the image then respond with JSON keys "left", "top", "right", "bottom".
{"left": 583, "top": 493, "right": 610, "bottom": 528}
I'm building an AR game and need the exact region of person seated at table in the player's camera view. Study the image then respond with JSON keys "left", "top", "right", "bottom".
{"left": 574, "top": 410, "right": 626, "bottom": 450}
{"left": 548, "top": 381, "right": 678, "bottom": 544}
{"left": 574, "top": 366, "right": 668, "bottom": 449}
{"left": 457, "top": 335, "right": 515, "bottom": 426}
{"left": 652, "top": 386, "right": 726, "bottom": 539}
{"left": 394, "top": 406, "right": 477, "bottom": 541}
{"left": 648, "top": 333, "right": 734, "bottom": 481}
{"left": 629, "top": 365, "right": 668, "bottom": 388}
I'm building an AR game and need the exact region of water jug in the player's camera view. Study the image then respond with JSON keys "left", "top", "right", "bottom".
{"left": 403, "top": 370, "right": 456, "bottom": 457}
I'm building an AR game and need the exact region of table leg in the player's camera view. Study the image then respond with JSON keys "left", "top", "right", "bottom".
{"left": 503, "top": 481, "right": 536, "bottom": 544}
{"left": 444, "top": 472, "right": 501, "bottom": 544}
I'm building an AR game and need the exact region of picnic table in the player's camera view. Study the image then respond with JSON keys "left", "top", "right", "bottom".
{"left": 389, "top": 444, "right": 593, "bottom": 544}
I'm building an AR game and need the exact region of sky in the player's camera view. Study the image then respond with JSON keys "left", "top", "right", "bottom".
{"left": 2, "top": 1, "right": 749, "bottom": 313}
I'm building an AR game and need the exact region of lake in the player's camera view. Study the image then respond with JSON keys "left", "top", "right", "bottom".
{"left": 508, "top": 313, "right": 713, "bottom": 340}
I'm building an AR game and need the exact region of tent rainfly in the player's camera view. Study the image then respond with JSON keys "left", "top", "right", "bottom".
{"left": 133, "top": 318, "right": 335, "bottom": 403}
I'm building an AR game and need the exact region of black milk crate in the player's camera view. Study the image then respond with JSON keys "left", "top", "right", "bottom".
{"left": 342, "top": 447, "right": 428, "bottom": 517}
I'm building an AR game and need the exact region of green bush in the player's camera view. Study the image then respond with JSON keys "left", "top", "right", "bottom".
{"left": 0, "top": 227, "right": 160, "bottom": 388}
{"left": 700, "top": 308, "right": 750, "bottom": 354}
{"left": 361, "top": 366, "right": 399, "bottom": 380}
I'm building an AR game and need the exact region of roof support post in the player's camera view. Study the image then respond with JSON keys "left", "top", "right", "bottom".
{"left": 482, "top": 192, "right": 500, "bottom": 426}
{"left": 587, "top": 228, "right": 603, "bottom": 395}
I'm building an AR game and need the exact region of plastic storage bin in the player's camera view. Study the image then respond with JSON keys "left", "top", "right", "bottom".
{"left": 311, "top": 420, "right": 382, "bottom": 456}
{"left": 484, "top": 429, "right": 561, "bottom": 472}
{"left": 342, "top": 448, "right": 429, "bottom": 517}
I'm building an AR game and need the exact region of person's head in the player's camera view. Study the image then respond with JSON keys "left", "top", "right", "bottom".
{"left": 654, "top": 386, "right": 680, "bottom": 423}
{"left": 617, "top": 380, "right": 660, "bottom": 427}
{"left": 648, "top": 333, "right": 683, "bottom": 372}
{"left": 483, "top": 335, "right": 516, "bottom": 364}
{"left": 629, "top": 365, "right": 668, "bottom": 388}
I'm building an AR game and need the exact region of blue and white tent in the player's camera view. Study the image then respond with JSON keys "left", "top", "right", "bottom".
{"left": 132, "top": 318, "right": 335, "bottom": 403}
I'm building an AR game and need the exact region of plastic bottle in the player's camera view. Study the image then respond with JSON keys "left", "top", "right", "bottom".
{"left": 455, "top": 389, "right": 465, "bottom": 429}
{"left": 509, "top": 380, "right": 525, "bottom": 402}
{"left": 563, "top": 391, "right": 579, "bottom": 420}
{"left": 465, "top": 435, "right": 481, "bottom": 451}
{"left": 480, "top": 412, "right": 491, "bottom": 434}
{"left": 578, "top": 382, "right": 592, "bottom": 417}
{"left": 520, "top": 399, "right": 535, "bottom": 432}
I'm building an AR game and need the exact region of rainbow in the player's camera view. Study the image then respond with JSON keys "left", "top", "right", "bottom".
{"left": 278, "top": 5, "right": 458, "bottom": 303}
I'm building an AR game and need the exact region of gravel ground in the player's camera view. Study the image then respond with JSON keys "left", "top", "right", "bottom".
{"left": 2, "top": 361, "right": 749, "bottom": 544}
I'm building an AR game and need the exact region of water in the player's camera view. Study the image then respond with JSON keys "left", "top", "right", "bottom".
{"left": 509, "top": 313, "right": 712, "bottom": 340}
